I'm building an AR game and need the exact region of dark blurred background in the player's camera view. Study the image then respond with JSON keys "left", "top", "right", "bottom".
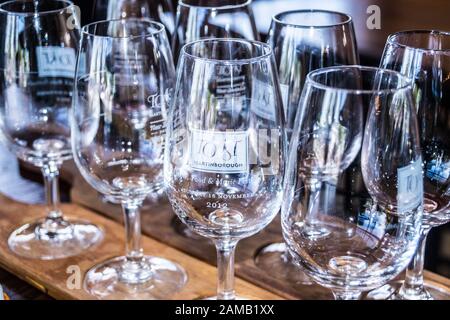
{"left": 1, "top": 0, "right": 448, "bottom": 279}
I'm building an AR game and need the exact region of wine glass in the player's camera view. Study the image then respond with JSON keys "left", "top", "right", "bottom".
{"left": 282, "top": 65, "right": 423, "bottom": 300}
{"left": 367, "top": 30, "right": 450, "bottom": 300}
{"left": 171, "top": 0, "right": 260, "bottom": 238}
{"left": 72, "top": 18, "right": 187, "bottom": 299}
{"left": 255, "top": 9, "right": 359, "bottom": 286}
{"left": 102, "top": 0, "right": 175, "bottom": 41}
{"left": 172, "top": 0, "right": 259, "bottom": 63}
{"left": 0, "top": 0, "right": 103, "bottom": 260}
{"left": 94, "top": 0, "right": 176, "bottom": 207}
{"left": 165, "top": 38, "right": 285, "bottom": 299}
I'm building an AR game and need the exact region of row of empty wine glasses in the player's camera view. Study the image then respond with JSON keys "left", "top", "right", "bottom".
{"left": 255, "top": 7, "right": 450, "bottom": 301}
{"left": 95, "top": 0, "right": 261, "bottom": 239}
{"left": 0, "top": 0, "right": 262, "bottom": 300}
{"left": 0, "top": 0, "right": 448, "bottom": 300}
{"left": 265, "top": 13, "right": 450, "bottom": 299}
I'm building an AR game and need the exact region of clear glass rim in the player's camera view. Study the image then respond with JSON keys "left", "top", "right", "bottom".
{"left": 179, "top": 0, "right": 252, "bottom": 10}
{"left": 0, "top": 0, "right": 74, "bottom": 16}
{"left": 81, "top": 17, "right": 165, "bottom": 39}
{"left": 181, "top": 38, "right": 272, "bottom": 65}
{"left": 272, "top": 9, "right": 352, "bottom": 29}
{"left": 306, "top": 65, "right": 412, "bottom": 95}
{"left": 387, "top": 29, "right": 450, "bottom": 53}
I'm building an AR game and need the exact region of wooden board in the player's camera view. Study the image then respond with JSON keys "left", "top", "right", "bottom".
{"left": 70, "top": 175, "right": 338, "bottom": 300}
{"left": 0, "top": 194, "right": 282, "bottom": 300}
{"left": 71, "top": 174, "right": 450, "bottom": 300}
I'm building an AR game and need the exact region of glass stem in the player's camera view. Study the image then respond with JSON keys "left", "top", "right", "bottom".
{"left": 41, "top": 162, "right": 62, "bottom": 220}
{"left": 332, "top": 290, "right": 362, "bottom": 300}
{"left": 122, "top": 201, "right": 144, "bottom": 262}
{"left": 215, "top": 240, "right": 238, "bottom": 300}
{"left": 399, "top": 227, "right": 431, "bottom": 298}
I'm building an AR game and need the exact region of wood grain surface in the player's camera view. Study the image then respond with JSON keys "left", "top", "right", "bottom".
{"left": 0, "top": 268, "right": 50, "bottom": 300}
{"left": 0, "top": 194, "right": 282, "bottom": 300}
{"left": 70, "top": 173, "right": 450, "bottom": 300}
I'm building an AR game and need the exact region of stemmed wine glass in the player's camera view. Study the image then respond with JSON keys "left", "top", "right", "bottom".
{"left": 282, "top": 65, "right": 423, "bottom": 299}
{"left": 255, "top": 9, "right": 359, "bottom": 287}
{"left": 172, "top": 0, "right": 259, "bottom": 63}
{"left": 171, "top": 0, "right": 260, "bottom": 238}
{"left": 0, "top": 0, "right": 103, "bottom": 260}
{"left": 367, "top": 30, "right": 450, "bottom": 300}
{"left": 165, "top": 38, "right": 285, "bottom": 299}
{"left": 72, "top": 18, "right": 187, "bottom": 299}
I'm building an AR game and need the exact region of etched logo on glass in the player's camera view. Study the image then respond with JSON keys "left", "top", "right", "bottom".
{"left": 250, "top": 79, "right": 277, "bottom": 121}
{"left": 189, "top": 129, "right": 248, "bottom": 173}
{"left": 397, "top": 157, "right": 423, "bottom": 213}
{"left": 146, "top": 88, "right": 170, "bottom": 138}
{"left": 36, "top": 46, "right": 76, "bottom": 78}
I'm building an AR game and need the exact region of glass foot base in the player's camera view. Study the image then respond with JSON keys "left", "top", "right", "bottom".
{"left": 84, "top": 256, "right": 188, "bottom": 300}
{"left": 171, "top": 216, "right": 204, "bottom": 240}
{"left": 254, "top": 242, "right": 313, "bottom": 285}
{"left": 8, "top": 218, "right": 103, "bottom": 260}
{"left": 203, "top": 296, "right": 248, "bottom": 300}
{"left": 364, "top": 279, "right": 450, "bottom": 300}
